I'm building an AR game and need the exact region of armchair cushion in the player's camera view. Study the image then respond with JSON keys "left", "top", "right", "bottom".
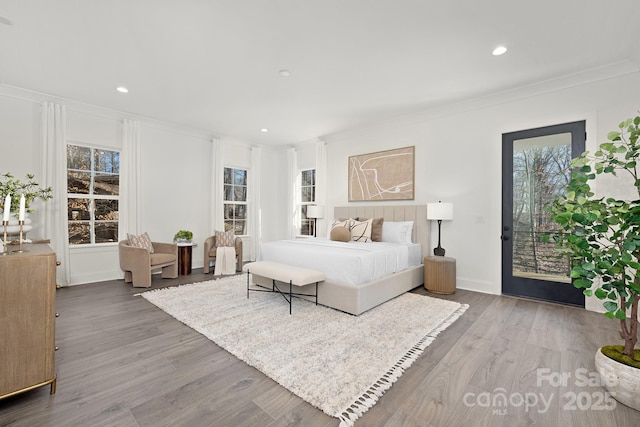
{"left": 150, "top": 252, "right": 176, "bottom": 266}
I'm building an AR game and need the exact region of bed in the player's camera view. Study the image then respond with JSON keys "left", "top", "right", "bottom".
{"left": 254, "top": 205, "right": 429, "bottom": 315}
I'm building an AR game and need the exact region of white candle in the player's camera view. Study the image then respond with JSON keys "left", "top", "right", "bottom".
{"left": 19, "top": 194, "right": 25, "bottom": 221}
{"left": 2, "top": 194, "right": 10, "bottom": 222}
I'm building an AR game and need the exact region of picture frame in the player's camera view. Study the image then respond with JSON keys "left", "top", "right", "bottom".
{"left": 348, "top": 146, "right": 415, "bottom": 201}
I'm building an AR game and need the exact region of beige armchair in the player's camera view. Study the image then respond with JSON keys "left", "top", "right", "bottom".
{"left": 203, "top": 235, "right": 243, "bottom": 273}
{"left": 119, "top": 240, "right": 178, "bottom": 287}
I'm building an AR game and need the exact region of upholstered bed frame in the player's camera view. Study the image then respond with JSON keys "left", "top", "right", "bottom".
{"left": 253, "top": 205, "right": 429, "bottom": 315}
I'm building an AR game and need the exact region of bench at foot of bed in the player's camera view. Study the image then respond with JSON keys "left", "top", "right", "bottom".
{"left": 242, "top": 261, "right": 325, "bottom": 314}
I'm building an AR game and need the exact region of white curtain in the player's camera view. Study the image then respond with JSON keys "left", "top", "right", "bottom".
{"left": 210, "top": 138, "right": 224, "bottom": 232}
{"left": 40, "top": 102, "right": 70, "bottom": 286}
{"left": 315, "top": 140, "right": 327, "bottom": 237}
{"left": 250, "top": 146, "right": 261, "bottom": 261}
{"left": 119, "top": 119, "right": 140, "bottom": 238}
{"left": 286, "top": 147, "right": 298, "bottom": 238}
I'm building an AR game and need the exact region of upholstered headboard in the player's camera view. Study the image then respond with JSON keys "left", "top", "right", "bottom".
{"left": 333, "top": 205, "right": 430, "bottom": 258}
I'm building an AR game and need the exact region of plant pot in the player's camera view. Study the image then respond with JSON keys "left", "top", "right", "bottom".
{"left": 595, "top": 347, "right": 640, "bottom": 411}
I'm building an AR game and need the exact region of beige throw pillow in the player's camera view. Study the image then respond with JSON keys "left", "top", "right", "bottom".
{"left": 357, "top": 217, "right": 384, "bottom": 242}
{"left": 215, "top": 230, "right": 236, "bottom": 247}
{"left": 127, "top": 232, "right": 155, "bottom": 253}
{"left": 330, "top": 219, "right": 351, "bottom": 230}
{"left": 350, "top": 218, "right": 373, "bottom": 242}
{"left": 330, "top": 226, "right": 351, "bottom": 242}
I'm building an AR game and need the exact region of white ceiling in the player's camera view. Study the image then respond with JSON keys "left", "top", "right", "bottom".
{"left": 1, "top": 0, "right": 639, "bottom": 146}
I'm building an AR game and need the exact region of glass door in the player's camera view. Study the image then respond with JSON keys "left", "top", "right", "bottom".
{"left": 501, "top": 121, "right": 585, "bottom": 306}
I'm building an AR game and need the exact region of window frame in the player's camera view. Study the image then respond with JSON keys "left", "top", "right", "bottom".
{"left": 223, "top": 166, "right": 248, "bottom": 236}
{"left": 298, "top": 169, "right": 316, "bottom": 237}
{"left": 66, "top": 143, "right": 120, "bottom": 246}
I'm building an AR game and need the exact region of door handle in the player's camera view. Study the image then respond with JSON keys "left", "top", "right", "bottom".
{"left": 501, "top": 235, "right": 510, "bottom": 241}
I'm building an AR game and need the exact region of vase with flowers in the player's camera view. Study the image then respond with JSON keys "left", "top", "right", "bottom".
{"left": 1, "top": 172, "right": 53, "bottom": 241}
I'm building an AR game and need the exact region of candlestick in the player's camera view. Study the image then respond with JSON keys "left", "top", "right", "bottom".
{"left": 12, "top": 219, "right": 28, "bottom": 253}
{"left": 2, "top": 194, "right": 10, "bottom": 222}
{"left": 19, "top": 194, "right": 25, "bottom": 221}
{"left": 1, "top": 220, "right": 7, "bottom": 255}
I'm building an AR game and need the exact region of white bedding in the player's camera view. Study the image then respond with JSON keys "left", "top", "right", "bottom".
{"left": 257, "top": 238, "right": 422, "bottom": 285}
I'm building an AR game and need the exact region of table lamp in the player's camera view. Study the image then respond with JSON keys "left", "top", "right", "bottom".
{"left": 306, "top": 205, "right": 324, "bottom": 237}
{"left": 427, "top": 201, "right": 453, "bottom": 256}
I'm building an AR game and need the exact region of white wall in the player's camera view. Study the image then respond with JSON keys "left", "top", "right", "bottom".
{"left": 65, "top": 108, "right": 121, "bottom": 284}
{"left": 137, "top": 124, "right": 214, "bottom": 272}
{"left": 0, "top": 85, "right": 259, "bottom": 285}
{"left": 0, "top": 94, "right": 42, "bottom": 230}
{"left": 257, "top": 146, "right": 289, "bottom": 247}
{"left": 3, "top": 66, "right": 640, "bottom": 306}
{"left": 320, "top": 70, "right": 640, "bottom": 305}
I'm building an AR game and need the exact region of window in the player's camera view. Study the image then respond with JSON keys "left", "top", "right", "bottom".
{"left": 299, "top": 169, "right": 316, "bottom": 236}
{"left": 224, "top": 167, "right": 247, "bottom": 235}
{"left": 67, "top": 144, "right": 120, "bottom": 245}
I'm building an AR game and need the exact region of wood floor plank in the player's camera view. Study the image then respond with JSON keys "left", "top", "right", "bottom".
{"left": 252, "top": 386, "right": 307, "bottom": 421}
{"left": 398, "top": 303, "right": 510, "bottom": 426}
{"left": 1, "top": 270, "right": 638, "bottom": 427}
{"left": 266, "top": 399, "right": 336, "bottom": 427}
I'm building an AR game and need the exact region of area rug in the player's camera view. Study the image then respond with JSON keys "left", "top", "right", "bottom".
{"left": 139, "top": 275, "right": 468, "bottom": 426}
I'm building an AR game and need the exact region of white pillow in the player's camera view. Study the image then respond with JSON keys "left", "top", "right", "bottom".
{"left": 403, "top": 221, "right": 414, "bottom": 243}
{"left": 381, "top": 221, "right": 414, "bottom": 244}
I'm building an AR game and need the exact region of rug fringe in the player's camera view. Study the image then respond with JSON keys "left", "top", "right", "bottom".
{"left": 336, "top": 303, "right": 469, "bottom": 427}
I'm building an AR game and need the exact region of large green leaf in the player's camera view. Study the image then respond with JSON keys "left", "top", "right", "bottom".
{"left": 603, "top": 301, "right": 619, "bottom": 312}
{"left": 600, "top": 142, "right": 616, "bottom": 151}
{"left": 573, "top": 279, "right": 592, "bottom": 289}
{"left": 594, "top": 288, "right": 608, "bottom": 299}
{"left": 614, "top": 310, "right": 627, "bottom": 320}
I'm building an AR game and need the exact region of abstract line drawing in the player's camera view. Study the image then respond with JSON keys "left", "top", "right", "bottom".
{"left": 348, "top": 146, "right": 415, "bottom": 201}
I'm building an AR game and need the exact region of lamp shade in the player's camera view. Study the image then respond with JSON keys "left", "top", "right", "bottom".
{"left": 427, "top": 202, "right": 453, "bottom": 220}
{"left": 307, "top": 205, "right": 324, "bottom": 219}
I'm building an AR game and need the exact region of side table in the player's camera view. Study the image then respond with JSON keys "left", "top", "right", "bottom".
{"left": 424, "top": 256, "right": 456, "bottom": 294}
{"left": 177, "top": 242, "right": 197, "bottom": 275}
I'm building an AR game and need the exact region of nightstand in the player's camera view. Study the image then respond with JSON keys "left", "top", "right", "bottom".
{"left": 424, "top": 256, "right": 456, "bottom": 294}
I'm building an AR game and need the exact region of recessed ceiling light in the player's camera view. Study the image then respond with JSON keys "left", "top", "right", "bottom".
{"left": 116, "top": 86, "right": 129, "bottom": 93}
{"left": 279, "top": 69, "right": 291, "bottom": 77}
{"left": 492, "top": 46, "right": 507, "bottom": 56}
{"left": 261, "top": 128, "right": 269, "bottom": 133}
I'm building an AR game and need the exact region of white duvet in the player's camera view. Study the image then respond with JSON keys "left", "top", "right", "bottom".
{"left": 257, "top": 238, "right": 421, "bottom": 285}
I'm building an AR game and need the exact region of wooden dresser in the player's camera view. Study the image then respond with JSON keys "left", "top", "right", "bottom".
{"left": 0, "top": 243, "right": 57, "bottom": 399}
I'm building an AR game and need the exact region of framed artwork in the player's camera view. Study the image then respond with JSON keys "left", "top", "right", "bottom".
{"left": 348, "top": 146, "right": 415, "bottom": 201}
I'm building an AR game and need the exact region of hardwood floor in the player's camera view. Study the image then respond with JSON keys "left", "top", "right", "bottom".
{"left": 1, "top": 270, "right": 638, "bottom": 426}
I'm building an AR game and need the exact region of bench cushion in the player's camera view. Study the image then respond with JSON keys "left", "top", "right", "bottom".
{"left": 243, "top": 261, "right": 325, "bottom": 286}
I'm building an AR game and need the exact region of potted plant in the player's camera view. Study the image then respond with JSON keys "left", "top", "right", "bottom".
{"left": 0, "top": 172, "right": 53, "bottom": 216}
{"left": 547, "top": 114, "right": 640, "bottom": 410}
{"left": 173, "top": 230, "right": 193, "bottom": 243}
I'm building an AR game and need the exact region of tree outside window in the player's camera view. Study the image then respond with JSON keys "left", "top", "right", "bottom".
{"left": 300, "top": 169, "right": 315, "bottom": 236}
{"left": 224, "top": 167, "right": 247, "bottom": 235}
{"left": 67, "top": 144, "right": 120, "bottom": 245}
